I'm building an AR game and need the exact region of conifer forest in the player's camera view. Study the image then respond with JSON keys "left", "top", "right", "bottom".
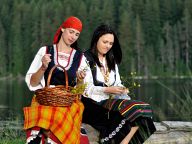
{"left": 0, "top": 0, "right": 192, "bottom": 77}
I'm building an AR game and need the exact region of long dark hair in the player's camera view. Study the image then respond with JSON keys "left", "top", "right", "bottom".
{"left": 89, "top": 24, "right": 122, "bottom": 71}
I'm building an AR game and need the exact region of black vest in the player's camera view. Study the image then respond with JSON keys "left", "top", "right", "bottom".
{"left": 84, "top": 50, "right": 116, "bottom": 87}
{"left": 44, "top": 45, "right": 83, "bottom": 87}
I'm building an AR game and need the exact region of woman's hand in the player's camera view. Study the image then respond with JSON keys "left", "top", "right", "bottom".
{"left": 30, "top": 54, "right": 51, "bottom": 87}
{"left": 104, "top": 86, "right": 129, "bottom": 95}
{"left": 41, "top": 54, "right": 51, "bottom": 71}
{"left": 76, "top": 70, "right": 86, "bottom": 83}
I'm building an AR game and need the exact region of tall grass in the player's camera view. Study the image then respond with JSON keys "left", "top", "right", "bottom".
{"left": 156, "top": 79, "right": 192, "bottom": 121}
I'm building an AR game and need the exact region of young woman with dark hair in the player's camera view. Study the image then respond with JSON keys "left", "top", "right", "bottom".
{"left": 79, "top": 24, "right": 156, "bottom": 144}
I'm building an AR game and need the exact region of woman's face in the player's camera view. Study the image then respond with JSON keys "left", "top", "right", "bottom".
{"left": 61, "top": 28, "right": 80, "bottom": 46}
{"left": 97, "top": 33, "right": 114, "bottom": 57}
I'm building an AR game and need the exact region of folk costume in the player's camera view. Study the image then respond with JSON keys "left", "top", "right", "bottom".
{"left": 23, "top": 16, "right": 89, "bottom": 144}
{"left": 82, "top": 50, "right": 156, "bottom": 144}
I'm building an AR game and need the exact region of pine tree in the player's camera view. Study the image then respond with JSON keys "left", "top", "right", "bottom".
{"left": 135, "top": 14, "right": 145, "bottom": 75}
{"left": 0, "top": 22, "right": 6, "bottom": 76}
{"left": 118, "top": 0, "right": 136, "bottom": 75}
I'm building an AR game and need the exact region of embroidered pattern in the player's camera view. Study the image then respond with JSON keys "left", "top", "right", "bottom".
{"left": 100, "top": 119, "right": 126, "bottom": 143}
{"left": 52, "top": 45, "right": 76, "bottom": 71}
{"left": 58, "top": 52, "right": 70, "bottom": 61}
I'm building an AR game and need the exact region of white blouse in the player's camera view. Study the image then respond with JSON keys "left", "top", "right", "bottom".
{"left": 25, "top": 45, "right": 87, "bottom": 91}
{"left": 83, "top": 62, "right": 130, "bottom": 102}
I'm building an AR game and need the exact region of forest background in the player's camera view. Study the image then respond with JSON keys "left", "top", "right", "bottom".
{"left": 0, "top": 0, "right": 192, "bottom": 78}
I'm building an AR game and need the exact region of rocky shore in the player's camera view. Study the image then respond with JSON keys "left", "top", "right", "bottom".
{"left": 0, "top": 121, "right": 192, "bottom": 143}
{"left": 83, "top": 121, "right": 192, "bottom": 144}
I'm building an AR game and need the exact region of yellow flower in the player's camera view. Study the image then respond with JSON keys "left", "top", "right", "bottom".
{"left": 70, "top": 83, "right": 87, "bottom": 94}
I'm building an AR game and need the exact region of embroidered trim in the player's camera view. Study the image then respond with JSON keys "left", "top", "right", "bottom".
{"left": 53, "top": 45, "right": 77, "bottom": 71}
{"left": 53, "top": 45, "right": 58, "bottom": 65}
{"left": 58, "top": 52, "right": 70, "bottom": 60}
{"left": 100, "top": 119, "right": 126, "bottom": 143}
{"left": 65, "top": 49, "right": 76, "bottom": 70}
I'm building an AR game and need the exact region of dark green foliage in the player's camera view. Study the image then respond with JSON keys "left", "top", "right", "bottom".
{"left": 0, "top": 0, "right": 192, "bottom": 77}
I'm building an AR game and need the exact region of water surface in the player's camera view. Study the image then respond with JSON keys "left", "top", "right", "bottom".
{"left": 0, "top": 78, "right": 190, "bottom": 122}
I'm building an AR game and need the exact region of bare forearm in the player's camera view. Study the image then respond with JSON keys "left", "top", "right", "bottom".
{"left": 30, "top": 66, "right": 46, "bottom": 87}
{"left": 103, "top": 87, "right": 112, "bottom": 93}
{"left": 104, "top": 86, "right": 127, "bottom": 95}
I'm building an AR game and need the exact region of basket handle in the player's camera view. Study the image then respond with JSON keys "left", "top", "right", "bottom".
{"left": 47, "top": 65, "right": 68, "bottom": 89}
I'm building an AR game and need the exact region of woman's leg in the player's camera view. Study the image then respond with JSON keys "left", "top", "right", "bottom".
{"left": 99, "top": 99, "right": 156, "bottom": 143}
{"left": 81, "top": 97, "right": 125, "bottom": 143}
{"left": 120, "top": 126, "right": 139, "bottom": 144}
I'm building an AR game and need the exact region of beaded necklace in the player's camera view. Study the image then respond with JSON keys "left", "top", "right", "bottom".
{"left": 99, "top": 58, "right": 110, "bottom": 86}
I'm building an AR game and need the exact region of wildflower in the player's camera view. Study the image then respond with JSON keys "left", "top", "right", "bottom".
{"left": 121, "top": 71, "right": 140, "bottom": 97}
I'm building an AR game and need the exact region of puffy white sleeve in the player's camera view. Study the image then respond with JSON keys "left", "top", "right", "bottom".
{"left": 114, "top": 64, "right": 124, "bottom": 87}
{"left": 81, "top": 58, "right": 110, "bottom": 102}
{"left": 25, "top": 46, "right": 46, "bottom": 91}
{"left": 114, "top": 64, "right": 131, "bottom": 100}
{"left": 82, "top": 67, "right": 107, "bottom": 102}
{"left": 78, "top": 55, "right": 89, "bottom": 71}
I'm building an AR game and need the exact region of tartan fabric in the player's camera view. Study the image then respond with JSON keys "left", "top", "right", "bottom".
{"left": 99, "top": 99, "right": 153, "bottom": 122}
{"left": 23, "top": 96, "right": 84, "bottom": 144}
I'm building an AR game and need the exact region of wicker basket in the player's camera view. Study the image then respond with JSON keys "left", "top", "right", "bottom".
{"left": 35, "top": 65, "right": 80, "bottom": 107}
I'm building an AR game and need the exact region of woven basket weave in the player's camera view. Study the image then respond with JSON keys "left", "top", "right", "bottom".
{"left": 35, "top": 65, "right": 80, "bottom": 107}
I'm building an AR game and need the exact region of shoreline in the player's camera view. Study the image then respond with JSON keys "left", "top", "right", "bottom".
{"left": 0, "top": 75, "right": 191, "bottom": 81}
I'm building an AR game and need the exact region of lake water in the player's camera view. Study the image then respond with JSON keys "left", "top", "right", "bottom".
{"left": 0, "top": 78, "right": 191, "bottom": 122}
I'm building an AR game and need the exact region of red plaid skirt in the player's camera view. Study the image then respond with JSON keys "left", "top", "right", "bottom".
{"left": 23, "top": 96, "right": 85, "bottom": 144}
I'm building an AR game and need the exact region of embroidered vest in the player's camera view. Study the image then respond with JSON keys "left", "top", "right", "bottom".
{"left": 44, "top": 45, "right": 83, "bottom": 87}
{"left": 84, "top": 50, "right": 116, "bottom": 87}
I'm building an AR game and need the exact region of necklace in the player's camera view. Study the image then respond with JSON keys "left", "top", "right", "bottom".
{"left": 100, "top": 66, "right": 109, "bottom": 83}
{"left": 99, "top": 58, "right": 110, "bottom": 85}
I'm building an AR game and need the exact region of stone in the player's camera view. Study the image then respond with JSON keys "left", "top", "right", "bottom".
{"left": 154, "top": 122, "right": 168, "bottom": 133}
{"left": 82, "top": 123, "right": 99, "bottom": 143}
{"left": 1, "top": 121, "right": 192, "bottom": 143}
{"left": 162, "top": 121, "right": 192, "bottom": 131}
{"left": 83, "top": 121, "right": 192, "bottom": 144}
{"left": 145, "top": 131, "right": 192, "bottom": 144}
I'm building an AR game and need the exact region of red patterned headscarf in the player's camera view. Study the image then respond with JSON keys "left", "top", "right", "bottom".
{"left": 53, "top": 16, "right": 83, "bottom": 44}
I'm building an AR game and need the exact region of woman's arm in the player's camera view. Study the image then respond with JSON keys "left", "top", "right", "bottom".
{"left": 25, "top": 46, "right": 47, "bottom": 91}
{"left": 76, "top": 55, "right": 87, "bottom": 85}
{"left": 30, "top": 64, "right": 48, "bottom": 87}
{"left": 30, "top": 53, "right": 51, "bottom": 87}
{"left": 84, "top": 73, "right": 126, "bottom": 101}
{"left": 103, "top": 86, "right": 126, "bottom": 95}
{"left": 82, "top": 63, "right": 127, "bottom": 102}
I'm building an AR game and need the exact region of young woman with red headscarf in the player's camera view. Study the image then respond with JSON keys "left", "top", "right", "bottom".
{"left": 23, "top": 16, "right": 89, "bottom": 144}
